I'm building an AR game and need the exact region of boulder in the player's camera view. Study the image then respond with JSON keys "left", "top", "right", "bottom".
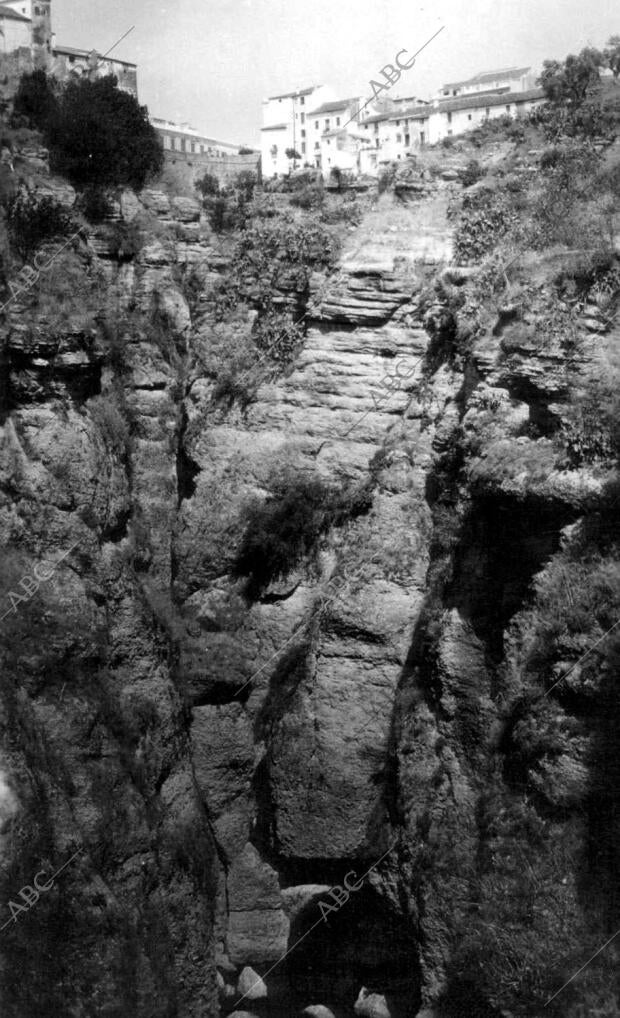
{"left": 236, "top": 966, "right": 267, "bottom": 1000}
{"left": 303, "top": 1007, "right": 337, "bottom": 1018}
{"left": 354, "top": 988, "right": 392, "bottom": 1018}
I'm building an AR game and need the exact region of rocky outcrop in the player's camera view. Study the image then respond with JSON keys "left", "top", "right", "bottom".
{"left": 1, "top": 133, "right": 619, "bottom": 1018}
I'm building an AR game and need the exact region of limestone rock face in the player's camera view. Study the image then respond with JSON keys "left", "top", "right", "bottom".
{"left": 2, "top": 135, "right": 619, "bottom": 1018}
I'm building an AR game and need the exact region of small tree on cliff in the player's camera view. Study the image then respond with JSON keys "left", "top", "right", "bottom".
{"left": 47, "top": 76, "right": 163, "bottom": 190}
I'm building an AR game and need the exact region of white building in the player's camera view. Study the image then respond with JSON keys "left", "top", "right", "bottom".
{"left": 438, "top": 66, "right": 536, "bottom": 99}
{"left": 150, "top": 118, "right": 239, "bottom": 158}
{"left": 261, "top": 84, "right": 333, "bottom": 177}
{"left": 0, "top": 0, "right": 52, "bottom": 57}
{"left": 427, "top": 87, "right": 545, "bottom": 144}
{"left": 307, "top": 96, "right": 362, "bottom": 169}
{"left": 0, "top": 4, "right": 31, "bottom": 51}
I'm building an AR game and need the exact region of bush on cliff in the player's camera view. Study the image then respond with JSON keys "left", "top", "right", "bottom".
{"left": 6, "top": 187, "right": 75, "bottom": 260}
{"left": 234, "top": 469, "right": 373, "bottom": 596}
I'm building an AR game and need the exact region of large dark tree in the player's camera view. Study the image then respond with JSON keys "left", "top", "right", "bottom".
{"left": 12, "top": 69, "right": 59, "bottom": 131}
{"left": 47, "top": 75, "right": 163, "bottom": 190}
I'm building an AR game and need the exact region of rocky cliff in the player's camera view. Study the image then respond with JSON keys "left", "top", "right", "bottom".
{"left": 0, "top": 140, "right": 619, "bottom": 1018}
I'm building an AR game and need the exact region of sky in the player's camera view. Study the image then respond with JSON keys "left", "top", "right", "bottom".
{"left": 52, "top": 0, "right": 619, "bottom": 146}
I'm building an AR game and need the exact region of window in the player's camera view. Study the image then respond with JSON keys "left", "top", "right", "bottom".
{"left": 191, "top": 142, "right": 196, "bottom": 153}
{"left": 300, "top": 96, "right": 305, "bottom": 105}
{"left": 181, "top": 139, "right": 186, "bottom": 152}
{"left": 405, "top": 134, "right": 410, "bottom": 146}
{"left": 505, "top": 105, "right": 511, "bottom": 112}
{"left": 314, "top": 141, "right": 320, "bottom": 150}
{"left": 396, "top": 133, "right": 402, "bottom": 143}
{"left": 395, "top": 120, "right": 400, "bottom": 126}
{"left": 301, "top": 142, "right": 306, "bottom": 154}
{"left": 336, "top": 117, "right": 340, "bottom": 126}
{"left": 375, "top": 138, "right": 380, "bottom": 148}
{"left": 301, "top": 129, "right": 306, "bottom": 138}
{"left": 325, "top": 119, "right": 330, "bottom": 129}
{"left": 447, "top": 112, "right": 452, "bottom": 124}
{"left": 468, "top": 114, "right": 472, "bottom": 121}
{"left": 315, "top": 121, "right": 319, "bottom": 130}
{"left": 485, "top": 108, "right": 490, "bottom": 117}
{"left": 419, "top": 131, "right": 425, "bottom": 145}
{"left": 301, "top": 113, "right": 305, "bottom": 124}
{"left": 447, "top": 129, "right": 453, "bottom": 136}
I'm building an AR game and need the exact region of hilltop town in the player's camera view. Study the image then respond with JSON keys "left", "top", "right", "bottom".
{"left": 260, "top": 67, "right": 545, "bottom": 177}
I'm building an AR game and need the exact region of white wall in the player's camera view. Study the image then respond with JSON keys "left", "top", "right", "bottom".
{"left": 0, "top": 16, "right": 31, "bottom": 52}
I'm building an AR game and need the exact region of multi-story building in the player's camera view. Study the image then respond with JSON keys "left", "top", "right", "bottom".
{"left": 0, "top": 0, "right": 139, "bottom": 92}
{"left": 428, "top": 86, "right": 545, "bottom": 144}
{"left": 261, "top": 64, "right": 547, "bottom": 176}
{"left": 261, "top": 84, "right": 334, "bottom": 177}
{"left": 0, "top": 0, "right": 51, "bottom": 61}
{"left": 151, "top": 118, "right": 239, "bottom": 159}
{"left": 308, "top": 96, "right": 362, "bottom": 168}
{"left": 51, "top": 46, "right": 138, "bottom": 95}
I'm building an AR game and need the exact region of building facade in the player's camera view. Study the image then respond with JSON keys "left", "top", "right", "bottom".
{"left": 0, "top": 0, "right": 139, "bottom": 92}
{"left": 262, "top": 65, "right": 546, "bottom": 177}
{"left": 428, "top": 87, "right": 545, "bottom": 144}
{"left": 51, "top": 45, "right": 138, "bottom": 95}
{"left": 0, "top": 0, "right": 51, "bottom": 62}
{"left": 261, "top": 84, "right": 336, "bottom": 176}
{"left": 151, "top": 118, "right": 240, "bottom": 160}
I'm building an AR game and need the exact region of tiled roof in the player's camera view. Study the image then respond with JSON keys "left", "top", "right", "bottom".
{"left": 442, "top": 66, "right": 531, "bottom": 90}
{"left": 53, "top": 45, "right": 137, "bottom": 67}
{"left": 308, "top": 97, "right": 359, "bottom": 115}
{"left": 0, "top": 7, "right": 31, "bottom": 21}
{"left": 388, "top": 105, "right": 430, "bottom": 121}
{"left": 361, "top": 113, "right": 390, "bottom": 125}
{"left": 268, "top": 85, "right": 319, "bottom": 101}
{"left": 436, "top": 86, "right": 544, "bottom": 114}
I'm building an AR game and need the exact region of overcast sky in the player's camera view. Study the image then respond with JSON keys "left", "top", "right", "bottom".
{"left": 53, "top": 0, "right": 619, "bottom": 146}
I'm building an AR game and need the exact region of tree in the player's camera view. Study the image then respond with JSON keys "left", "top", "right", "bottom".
{"left": 47, "top": 76, "right": 163, "bottom": 190}
{"left": 539, "top": 47, "right": 604, "bottom": 107}
{"left": 605, "top": 35, "right": 620, "bottom": 78}
{"left": 12, "top": 70, "right": 58, "bottom": 132}
{"left": 285, "top": 147, "right": 301, "bottom": 166}
{"left": 195, "top": 172, "right": 220, "bottom": 198}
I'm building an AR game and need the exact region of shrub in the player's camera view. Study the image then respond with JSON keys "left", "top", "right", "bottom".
{"left": 451, "top": 186, "right": 518, "bottom": 264}
{"left": 88, "top": 393, "right": 130, "bottom": 458}
{"left": 6, "top": 187, "right": 75, "bottom": 260}
{"left": 329, "top": 166, "right": 343, "bottom": 191}
{"left": 77, "top": 185, "right": 113, "bottom": 223}
{"left": 252, "top": 311, "right": 305, "bottom": 366}
{"left": 238, "top": 146, "right": 255, "bottom": 155}
{"left": 12, "top": 70, "right": 58, "bottom": 132}
{"left": 47, "top": 76, "right": 163, "bottom": 190}
{"left": 195, "top": 172, "right": 220, "bottom": 198}
{"left": 458, "top": 159, "right": 485, "bottom": 187}
{"left": 378, "top": 164, "right": 397, "bottom": 194}
{"left": 207, "top": 195, "right": 229, "bottom": 232}
{"left": 234, "top": 468, "right": 373, "bottom": 596}
{"left": 232, "top": 213, "right": 340, "bottom": 309}
{"left": 320, "top": 195, "right": 363, "bottom": 225}
{"left": 289, "top": 184, "right": 324, "bottom": 210}
{"left": 108, "top": 220, "right": 143, "bottom": 260}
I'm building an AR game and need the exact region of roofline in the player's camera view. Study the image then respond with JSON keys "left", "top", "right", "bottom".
{"left": 267, "top": 85, "right": 321, "bottom": 101}
{"left": 441, "top": 66, "right": 531, "bottom": 90}
{"left": 53, "top": 46, "right": 137, "bottom": 67}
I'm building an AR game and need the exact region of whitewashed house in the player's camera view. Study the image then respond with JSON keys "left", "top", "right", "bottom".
{"left": 261, "top": 84, "right": 333, "bottom": 177}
